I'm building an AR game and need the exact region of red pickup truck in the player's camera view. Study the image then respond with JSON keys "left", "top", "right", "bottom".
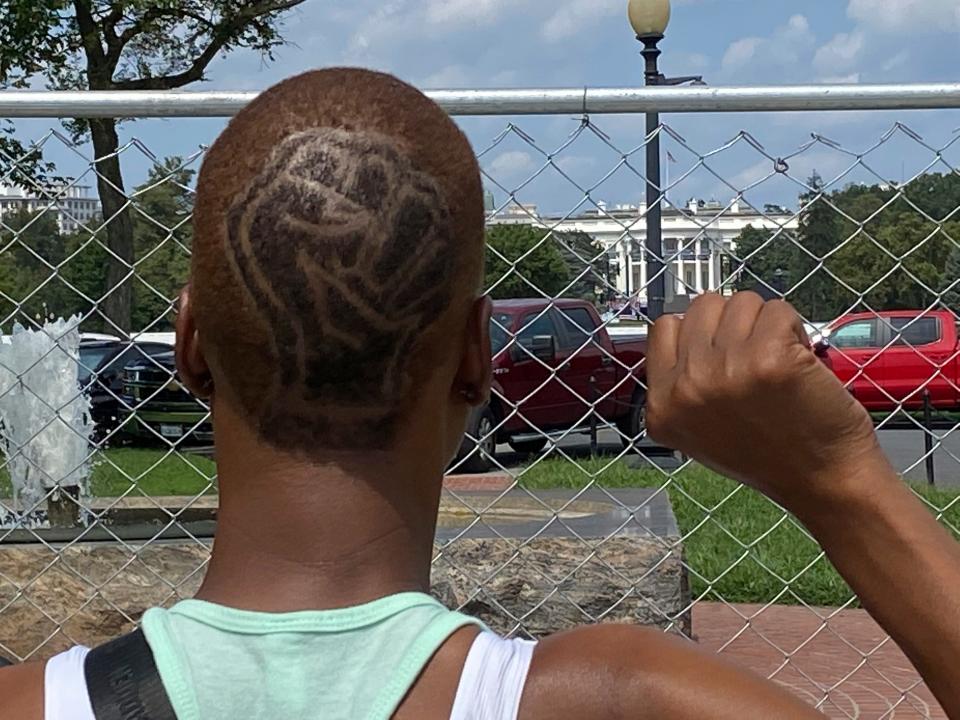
{"left": 820, "top": 309, "right": 960, "bottom": 411}
{"left": 455, "top": 299, "right": 647, "bottom": 472}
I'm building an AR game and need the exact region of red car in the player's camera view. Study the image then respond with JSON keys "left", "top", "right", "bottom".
{"left": 819, "top": 310, "right": 960, "bottom": 411}
{"left": 455, "top": 299, "right": 647, "bottom": 472}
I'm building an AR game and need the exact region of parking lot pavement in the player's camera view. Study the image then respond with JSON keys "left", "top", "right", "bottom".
{"left": 496, "top": 427, "right": 960, "bottom": 489}
{"left": 878, "top": 428, "right": 960, "bottom": 488}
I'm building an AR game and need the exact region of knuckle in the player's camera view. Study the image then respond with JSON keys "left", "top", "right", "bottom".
{"left": 672, "top": 376, "right": 707, "bottom": 411}
{"left": 688, "top": 292, "right": 725, "bottom": 313}
{"left": 751, "top": 353, "right": 788, "bottom": 386}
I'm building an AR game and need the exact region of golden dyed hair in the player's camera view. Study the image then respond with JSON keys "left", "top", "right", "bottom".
{"left": 191, "top": 69, "right": 485, "bottom": 453}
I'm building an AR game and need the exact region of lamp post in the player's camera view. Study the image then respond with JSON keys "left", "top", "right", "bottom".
{"left": 628, "top": 0, "right": 703, "bottom": 320}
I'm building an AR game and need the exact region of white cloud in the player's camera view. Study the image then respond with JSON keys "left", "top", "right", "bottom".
{"left": 488, "top": 151, "right": 537, "bottom": 179}
{"left": 819, "top": 73, "right": 862, "bottom": 84}
{"left": 420, "top": 65, "right": 472, "bottom": 88}
{"left": 847, "top": 0, "right": 960, "bottom": 33}
{"left": 813, "top": 30, "right": 866, "bottom": 74}
{"left": 425, "top": 0, "right": 524, "bottom": 27}
{"left": 556, "top": 155, "right": 597, "bottom": 176}
{"left": 882, "top": 50, "right": 910, "bottom": 72}
{"left": 349, "top": 0, "right": 411, "bottom": 55}
{"left": 541, "top": 0, "right": 621, "bottom": 42}
{"left": 721, "top": 38, "right": 762, "bottom": 73}
{"left": 721, "top": 14, "right": 814, "bottom": 76}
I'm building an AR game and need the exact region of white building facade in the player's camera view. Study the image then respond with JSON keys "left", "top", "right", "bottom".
{"left": 490, "top": 199, "right": 798, "bottom": 305}
{"left": 0, "top": 183, "right": 101, "bottom": 235}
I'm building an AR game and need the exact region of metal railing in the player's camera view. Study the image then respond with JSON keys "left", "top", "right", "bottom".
{"left": 0, "top": 85, "right": 958, "bottom": 718}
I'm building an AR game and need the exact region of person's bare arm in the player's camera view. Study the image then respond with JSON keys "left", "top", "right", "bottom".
{"left": 520, "top": 625, "right": 825, "bottom": 720}
{"left": 798, "top": 460, "right": 960, "bottom": 718}
{"left": 0, "top": 662, "right": 45, "bottom": 719}
{"left": 643, "top": 292, "right": 960, "bottom": 718}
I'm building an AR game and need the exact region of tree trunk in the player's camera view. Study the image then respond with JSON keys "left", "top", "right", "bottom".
{"left": 89, "top": 118, "right": 134, "bottom": 335}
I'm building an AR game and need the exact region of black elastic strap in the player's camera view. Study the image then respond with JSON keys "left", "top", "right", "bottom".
{"left": 0, "top": 656, "right": 12, "bottom": 668}
{"left": 84, "top": 629, "right": 177, "bottom": 720}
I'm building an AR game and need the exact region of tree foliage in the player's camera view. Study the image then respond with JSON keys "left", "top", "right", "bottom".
{"left": 131, "top": 157, "right": 195, "bottom": 331}
{"left": 945, "top": 242, "right": 960, "bottom": 313}
{"left": 485, "top": 225, "right": 572, "bottom": 300}
{"left": 0, "top": 0, "right": 306, "bottom": 332}
{"left": 556, "top": 230, "right": 607, "bottom": 301}
{"left": 732, "top": 171, "right": 960, "bottom": 320}
{"left": 0, "top": 156, "right": 194, "bottom": 333}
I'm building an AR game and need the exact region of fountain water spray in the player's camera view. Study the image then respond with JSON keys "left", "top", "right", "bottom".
{"left": 0, "top": 316, "right": 94, "bottom": 527}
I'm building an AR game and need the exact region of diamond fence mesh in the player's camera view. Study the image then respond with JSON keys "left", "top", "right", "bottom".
{"left": 0, "top": 92, "right": 958, "bottom": 717}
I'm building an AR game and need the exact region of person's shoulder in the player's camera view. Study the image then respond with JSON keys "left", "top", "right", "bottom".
{"left": 0, "top": 661, "right": 45, "bottom": 719}
{"left": 517, "top": 624, "right": 681, "bottom": 720}
{"left": 517, "top": 624, "right": 824, "bottom": 720}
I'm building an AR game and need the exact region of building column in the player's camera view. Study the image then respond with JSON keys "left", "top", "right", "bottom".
{"left": 623, "top": 239, "right": 633, "bottom": 296}
{"left": 708, "top": 240, "right": 718, "bottom": 291}
{"left": 676, "top": 238, "right": 685, "bottom": 295}
{"left": 639, "top": 244, "right": 648, "bottom": 302}
{"left": 694, "top": 238, "right": 704, "bottom": 293}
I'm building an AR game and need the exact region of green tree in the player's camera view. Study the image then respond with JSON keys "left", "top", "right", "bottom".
{"left": 0, "top": 208, "right": 71, "bottom": 327}
{"left": 485, "top": 225, "right": 572, "bottom": 300}
{"left": 940, "top": 242, "right": 960, "bottom": 313}
{"left": 732, "top": 225, "right": 798, "bottom": 295}
{"left": 793, "top": 172, "right": 841, "bottom": 319}
{"left": 556, "top": 230, "right": 606, "bottom": 302}
{"left": 0, "top": 0, "right": 306, "bottom": 332}
{"left": 130, "top": 157, "right": 195, "bottom": 331}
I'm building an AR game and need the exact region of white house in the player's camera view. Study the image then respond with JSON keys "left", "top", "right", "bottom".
{"left": 489, "top": 198, "right": 799, "bottom": 304}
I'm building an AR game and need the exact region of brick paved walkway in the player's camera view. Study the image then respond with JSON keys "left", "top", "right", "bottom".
{"left": 694, "top": 603, "right": 945, "bottom": 719}
{"left": 442, "top": 478, "right": 943, "bottom": 717}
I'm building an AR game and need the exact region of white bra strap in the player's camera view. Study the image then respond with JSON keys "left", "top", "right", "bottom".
{"left": 449, "top": 632, "right": 537, "bottom": 720}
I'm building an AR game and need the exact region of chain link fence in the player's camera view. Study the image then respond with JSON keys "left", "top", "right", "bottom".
{"left": 0, "top": 87, "right": 958, "bottom": 717}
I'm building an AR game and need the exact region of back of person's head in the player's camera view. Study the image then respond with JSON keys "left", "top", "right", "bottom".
{"left": 188, "top": 69, "right": 485, "bottom": 458}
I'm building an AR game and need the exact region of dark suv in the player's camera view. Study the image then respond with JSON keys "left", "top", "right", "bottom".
{"left": 79, "top": 337, "right": 173, "bottom": 438}
{"left": 119, "top": 351, "right": 213, "bottom": 444}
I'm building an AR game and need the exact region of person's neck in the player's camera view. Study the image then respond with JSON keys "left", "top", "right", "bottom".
{"left": 195, "top": 418, "right": 445, "bottom": 613}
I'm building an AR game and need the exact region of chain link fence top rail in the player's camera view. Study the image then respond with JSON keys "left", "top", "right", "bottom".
{"left": 0, "top": 85, "right": 959, "bottom": 717}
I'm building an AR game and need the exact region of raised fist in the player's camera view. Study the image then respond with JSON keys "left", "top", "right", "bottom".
{"left": 646, "top": 293, "right": 881, "bottom": 510}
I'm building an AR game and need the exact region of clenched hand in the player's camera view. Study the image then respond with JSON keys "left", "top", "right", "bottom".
{"left": 645, "top": 292, "right": 882, "bottom": 512}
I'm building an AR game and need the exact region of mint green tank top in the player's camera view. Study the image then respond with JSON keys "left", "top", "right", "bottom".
{"left": 141, "top": 593, "right": 483, "bottom": 720}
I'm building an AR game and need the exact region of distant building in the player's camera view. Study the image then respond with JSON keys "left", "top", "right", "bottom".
{"left": 489, "top": 198, "right": 799, "bottom": 303}
{"left": 0, "top": 183, "right": 101, "bottom": 235}
{"left": 483, "top": 190, "right": 496, "bottom": 213}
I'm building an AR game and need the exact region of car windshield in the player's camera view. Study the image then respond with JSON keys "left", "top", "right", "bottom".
{"left": 78, "top": 346, "right": 113, "bottom": 383}
{"left": 490, "top": 313, "right": 513, "bottom": 355}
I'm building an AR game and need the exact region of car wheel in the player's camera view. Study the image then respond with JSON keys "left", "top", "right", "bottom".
{"left": 508, "top": 437, "right": 548, "bottom": 455}
{"left": 457, "top": 407, "right": 497, "bottom": 474}
{"left": 618, "top": 388, "right": 647, "bottom": 450}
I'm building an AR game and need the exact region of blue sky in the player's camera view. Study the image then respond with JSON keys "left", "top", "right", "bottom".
{"left": 11, "top": 0, "right": 960, "bottom": 214}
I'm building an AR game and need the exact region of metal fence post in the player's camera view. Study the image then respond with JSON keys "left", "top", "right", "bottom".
{"left": 923, "top": 390, "right": 936, "bottom": 487}
{"left": 589, "top": 375, "right": 598, "bottom": 457}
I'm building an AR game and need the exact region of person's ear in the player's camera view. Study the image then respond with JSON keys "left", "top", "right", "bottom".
{"left": 175, "top": 286, "right": 213, "bottom": 399}
{"left": 454, "top": 296, "right": 492, "bottom": 407}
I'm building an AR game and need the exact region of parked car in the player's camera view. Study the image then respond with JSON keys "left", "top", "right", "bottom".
{"left": 817, "top": 309, "right": 960, "bottom": 411}
{"left": 455, "top": 298, "right": 647, "bottom": 472}
{"left": 119, "top": 351, "right": 213, "bottom": 444}
{"left": 79, "top": 335, "right": 173, "bottom": 438}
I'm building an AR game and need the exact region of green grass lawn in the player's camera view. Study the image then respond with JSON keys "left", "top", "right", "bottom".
{"left": 4, "top": 446, "right": 957, "bottom": 609}
{"left": 0, "top": 448, "right": 217, "bottom": 498}
{"left": 519, "top": 457, "right": 960, "bottom": 607}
